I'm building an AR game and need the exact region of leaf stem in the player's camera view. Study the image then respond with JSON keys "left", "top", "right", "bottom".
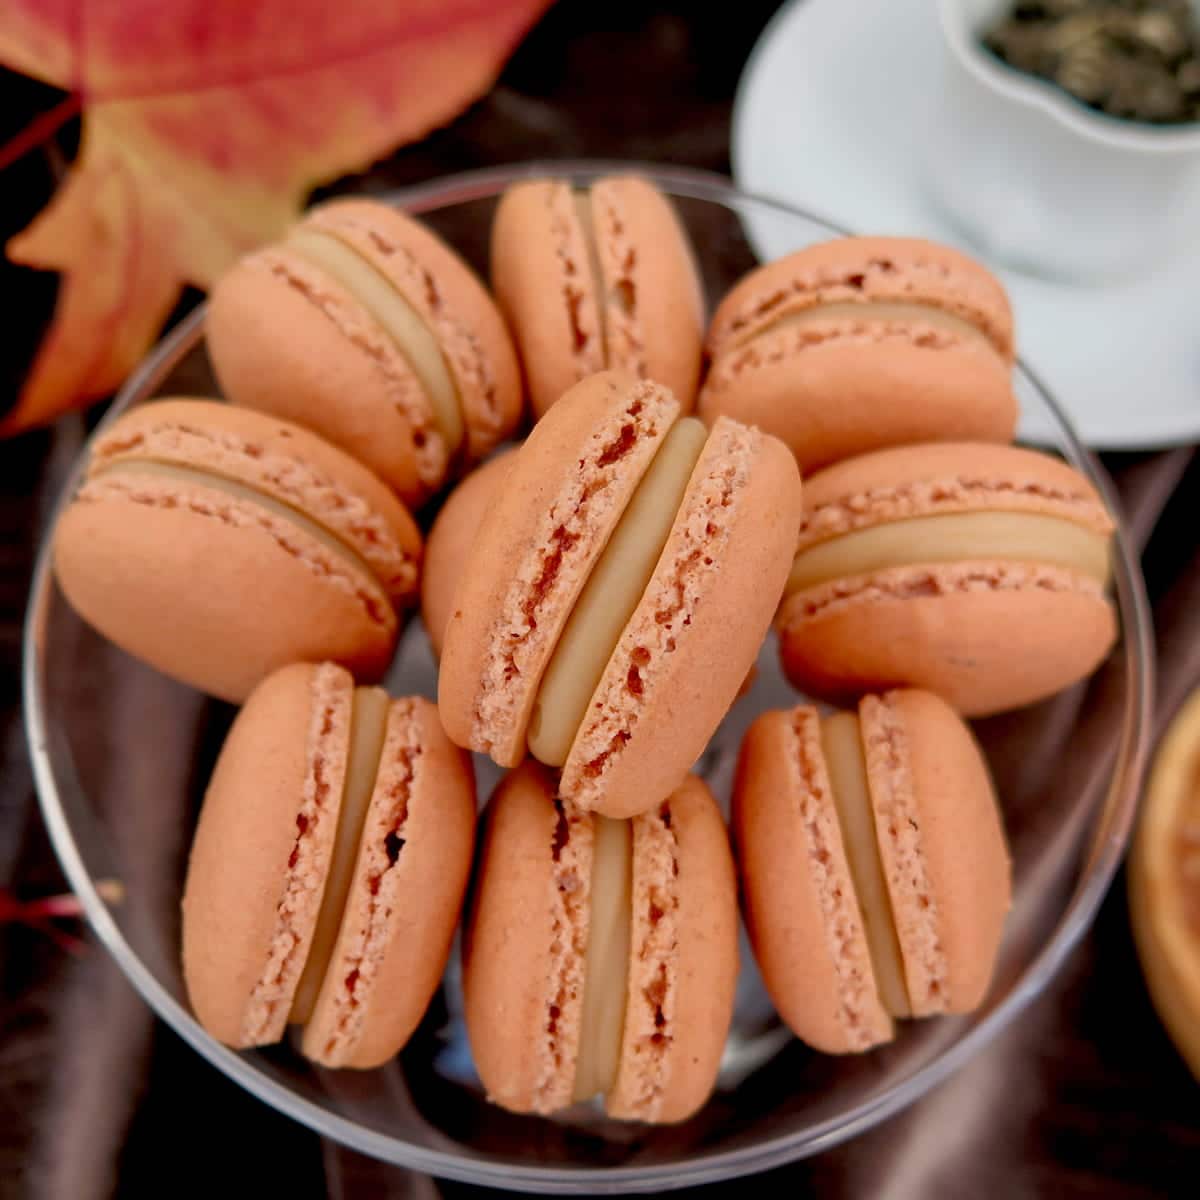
{"left": 0, "top": 93, "right": 83, "bottom": 174}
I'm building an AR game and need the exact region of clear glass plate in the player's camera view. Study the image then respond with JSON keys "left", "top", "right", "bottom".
{"left": 23, "top": 163, "right": 1154, "bottom": 1192}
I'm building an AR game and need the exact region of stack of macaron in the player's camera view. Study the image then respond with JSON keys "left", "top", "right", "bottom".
{"left": 48, "top": 172, "right": 1120, "bottom": 1126}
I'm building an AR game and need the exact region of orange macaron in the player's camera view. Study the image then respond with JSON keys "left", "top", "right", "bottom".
{"left": 776, "top": 441, "right": 1117, "bottom": 716}
{"left": 53, "top": 400, "right": 422, "bottom": 703}
{"left": 421, "top": 448, "right": 516, "bottom": 659}
{"left": 438, "top": 369, "right": 802, "bottom": 818}
{"left": 207, "top": 198, "right": 523, "bottom": 504}
{"left": 699, "top": 237, "right": 1018, "bottom": 472}
{"left": 491, "top": 175, "right": 704, "bottom": 419}
{"left": 463, "top": 760, "right": 738, "bottom": 1122}
{"left": 733, "top": 689, "right": 1011, "bottom": 1053}
{"left": 182, "top": 662, "right": 476, "bottom": 1069}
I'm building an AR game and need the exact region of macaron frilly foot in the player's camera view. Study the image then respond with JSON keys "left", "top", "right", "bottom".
{"left": 52, "top": 400, "right": 422, "bottom": 703}
{"left": 182, "top": 662, "right": 475, "bottom": 1069}
{"left": 437, "top": 368, "right": 803, "bottom": 819}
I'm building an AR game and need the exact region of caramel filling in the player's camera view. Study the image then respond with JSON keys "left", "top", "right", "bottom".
{"left": 572, "top": 815, "right": 633, "bottom": 1103}
{"left": 820, "top": 712, "right": 911, "bottom": 1018}
{"left": 574, "top": 190, "right": 609, "bottom": 358}
{"left": 290, "top": 686, "right": 391, "bottom": 1025}
{"left": 285, "top": 227, "right": 464, "bottom": 454}
{"left": 742, "top": 299, "right": 990, "bottom": 350}
{"left": 89, "top": 461, "right": 385, "bottom": 593}
{"left": 527, "top": 417, "right": 708, "bottom": 766}
{"left": 787, "top": 511, "right": 1112, "bottom": 597}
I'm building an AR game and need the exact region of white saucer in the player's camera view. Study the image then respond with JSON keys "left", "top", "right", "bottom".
{"left": 731, "top": 0, "right": 1200, "bottom": 449}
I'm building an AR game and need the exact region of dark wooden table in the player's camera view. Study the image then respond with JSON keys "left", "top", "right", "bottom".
{"left": 2, "top": 4, "right": 1198, "bottom": 1197}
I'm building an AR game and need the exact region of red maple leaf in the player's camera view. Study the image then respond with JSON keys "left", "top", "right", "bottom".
{"left": 0, "top": 0, "right": 550, "bottom": 433}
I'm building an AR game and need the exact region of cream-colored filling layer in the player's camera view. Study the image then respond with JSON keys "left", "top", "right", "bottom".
{"left": 574, "top": 190, "right": 608, "bottom": 358}
{"left": 90, "top": 460, "right": 385, "bottom": 591}
{"left": 290, "top": 686, "right": 391, "bottom": 1025}
{"left": 746, "top": 299, "right": 989, "bottom": 349}
{"left": 572, "top": 815, "right": 633, "bottom": 1103}
{"left": 787, "top": 511, "right": 1111, "bottom": 597}
{"left": 527, "top": 417, "right": 708, "bottom": 766}
{"left": 286, "top": 227, "right": 464, "bottom": 454}
{"left": 821, "top": 712, "right": 911, "bottom": 1018}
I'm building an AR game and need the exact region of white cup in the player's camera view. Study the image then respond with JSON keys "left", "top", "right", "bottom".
{"left": 928, "top": 0, "right": 1200, "bottom": 282}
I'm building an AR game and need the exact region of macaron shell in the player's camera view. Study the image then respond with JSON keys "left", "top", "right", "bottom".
{"left": 560, "top": 417, "right": 802, "bottom": 817}
{"left": 862, "top": 690, "right": 1010, "bottom": 1015}
{"left": 462, "top": 760, "right": 592, "bottom": 1115}
{"left": 705, "top": 236, "right": 1013, "bottom": 358}
{"left": 307, "top": 200, "right": 523, "bottom": 460}
{"left": 422, "top": 450, "right": 516, "bottom": 658}
{"left": 207, "top": 251, "right": 441, "bottom": 504}
{"left": 608, "top": 774, "right": 738, "bottom": 1122}
{"left": 491, "top": 180, "right": 607, "bottom": 418}
{"left": 590, "top": 176, "right": 704, "bottom": 412}
{"left": 92, "top": 399, "right": 423, "bottom": 603}
{"left": 777, "top": 562, "right": 1116, "bottom": 717}
{"left": 302, "top": 697, "right": 476, "bottom": 1068}
{"left": 438, "top": 372, "right": 679, "bottom": 765}
{"left": 797, "top": 441, "right": 1112, "bottom": 550}
{"left": 731, "top": 708, "right": 893, "bottom": 1054}
{"left": 54, "top": 471, "right": 397, "bottom": 703}
{"left": 182, "top": 663, "right": 352, "bottom": 1045}
{"left": 697, "top": 331, "right": 1016, "bottom": 475}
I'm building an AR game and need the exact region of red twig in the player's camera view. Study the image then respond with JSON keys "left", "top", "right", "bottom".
{"left": 0, "top": 92, "right": 82, "bottom": 174}
{"left": 0, "top": 880, "right": 123, "bottom": 955}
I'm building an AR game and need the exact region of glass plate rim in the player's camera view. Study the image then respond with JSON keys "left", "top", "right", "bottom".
{"left": 22, "top": 160, "right": 1155, "bottom": 1192}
